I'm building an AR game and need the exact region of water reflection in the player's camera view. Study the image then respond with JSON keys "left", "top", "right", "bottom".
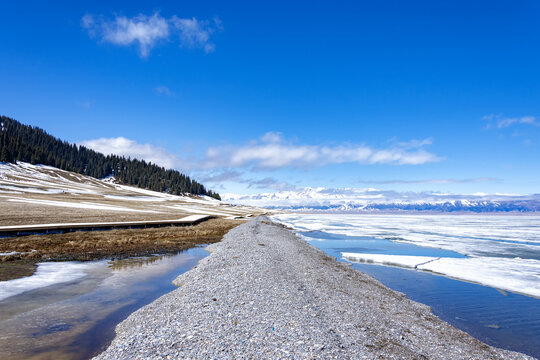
{"left": 0, "top": 247, "right": 208, "bottom": 360}
{"left": 108, "top": 254, "right": 165, "bottom": 271}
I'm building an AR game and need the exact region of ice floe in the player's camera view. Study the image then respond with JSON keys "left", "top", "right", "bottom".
{"left": 342, "top": 253, "right": 540, "bottom": 298}
{"left": 273, "top": 214, "right": 540, "bottom": 298}
{"left": 418, "top": 256, "right": 540, "bottom": 298}
{"left": 273, "top": 213, "right": 540, "bottom": 259}
{"left": 342, "top": 253, "right": 438, "bottom": 269}
{"left": 0, "top": 261, "right": 105, "bottom": 301}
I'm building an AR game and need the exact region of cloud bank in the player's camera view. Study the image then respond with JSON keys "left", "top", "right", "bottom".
{"left": 200, "top": 171, "right": 295, "bottom": 191}
{"left": 154, "top": 85, "right": 173, "bottom": 96}
{"left": 358, "top": 177, "right": 498, "bottom": 185}
{"left": 483, "top": 114, "right": 538, "bottom": 129}
{"left": 81, "top": 12, "right": 221, "bottom": 57}
{"left": 202, "top": 132, "right": 441, "bottom": 170}
{"left": 80, "top": 137, "right": 181, "bottom": 169}
{"left": 81, "top": 132, "right": 441, "bottom": 173}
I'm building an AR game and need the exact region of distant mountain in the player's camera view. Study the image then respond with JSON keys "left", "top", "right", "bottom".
{"left": 224, "top": 187, "right": 540, "bottom": 213}
{"left": 0, "top": 116, "right": 220, "bottom": 199}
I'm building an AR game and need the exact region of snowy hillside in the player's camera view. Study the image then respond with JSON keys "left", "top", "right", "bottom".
{"left": 0, "top": 162, "right": 262, "bottom": 225}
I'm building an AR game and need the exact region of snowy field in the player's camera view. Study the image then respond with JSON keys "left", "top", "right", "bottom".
{"left": 273, "top": 213, "right": 540, "bottom": 298}
{"left": 0, "top": 162, "right": 263, "bottom": 226}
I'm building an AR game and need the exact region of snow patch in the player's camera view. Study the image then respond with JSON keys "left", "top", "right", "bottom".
{"left": 7, "top": 198, "right": 159, "bottom": 213}
{"left": 0, "top": 261, "right": 104, "bottom": 301}
{"left": 0, "top": 251, "right": 20, "bottom": 256}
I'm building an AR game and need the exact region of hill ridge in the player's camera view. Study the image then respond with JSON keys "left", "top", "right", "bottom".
{"left": 0, "top": 115, "right": 220, "bottom": 199}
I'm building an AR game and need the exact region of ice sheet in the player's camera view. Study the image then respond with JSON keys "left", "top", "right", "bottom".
{"left": 0, "top": 261, "right": 105, "bottom": 301}
{"left": 419, "top": 256, "right": 540, "bottom": 298}
{"left": 342, "top": 253, "right": 438, "bottom": 269}
{"left": 343, "top": 252, "right": 540, "bottom": 298}
{"left": 273, "top": 213, "right": 540, "bottom": 259}
{"left": 273, "top": 213, "right": 540, "bottom": 298}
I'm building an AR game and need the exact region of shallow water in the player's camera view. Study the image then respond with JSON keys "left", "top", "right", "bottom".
{"left": 305, "top": 231, "right": 540, "bottom": 357}
{"left": 273, "top": 214, "right": 540, "bottom": 358}
{"left": 0, "top": 247, "right": 208, "bottom": 360}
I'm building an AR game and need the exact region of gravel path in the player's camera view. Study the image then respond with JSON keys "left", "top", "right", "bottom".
{"left": 94, "top": 217, "right": 532, "bottom": 359}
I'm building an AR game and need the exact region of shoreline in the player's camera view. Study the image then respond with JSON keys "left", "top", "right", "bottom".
{"left": 0, "top": 218, "right": 243, "bottom": 281}
{"left": 94, "top": 217, "right": 532, "bottom": 359}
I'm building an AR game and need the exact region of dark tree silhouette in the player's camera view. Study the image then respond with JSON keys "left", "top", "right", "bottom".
{"left": 0, "top": 116, "right": 221, "bottom": 200}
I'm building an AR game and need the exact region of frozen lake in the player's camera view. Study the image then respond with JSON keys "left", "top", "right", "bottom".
{"left": 273, "top": 213, "right": 540, "bottom": 358}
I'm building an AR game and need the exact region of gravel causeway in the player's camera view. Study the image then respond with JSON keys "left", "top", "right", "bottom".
{"left": 94, "top": 217, "right": 532, "bottom": 359}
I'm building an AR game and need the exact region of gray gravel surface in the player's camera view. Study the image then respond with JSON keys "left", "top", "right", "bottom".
{"left": 94, "top": 216, "right": 532, "bottom": 359}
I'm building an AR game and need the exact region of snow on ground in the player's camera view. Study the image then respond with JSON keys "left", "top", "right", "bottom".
{"left": 103, "top": 195, "right": 169, "bottom": 202}
{"left": 0, "top": 251, "right": 20, "bottom": 256}
{"left": 175, "top": 214, "right": 212, "bottom": 222}
{"left": 342, "top": 252, "right": 540, "bottom": 298}
{"left": 178, "top": 195, "right": 223, "bottom": 205}
{"left": 0, "top": 162, "right": 258, "bottom": 219}
{"left": 167, "top": 205, "right": 240, "bottom": 217}
{"left": 114, "top": 184, "right": 180, "bottom": 199}
{"left": 0, "top": 261, "right": 105, "bottom": 301}
{"left": 7, "top": 198, "right": 160, "bottom": 213}
{"left": 0, "top": 215, "right": 211, "bottom": 231}
{"left": 0, "top": 189, "right": 21, "bottom": 194}
{"left": 0, "top": 184, "right": 64, "bottom": 194}
{"left": 0, "top": 162, "right": 108, "bottom": 195}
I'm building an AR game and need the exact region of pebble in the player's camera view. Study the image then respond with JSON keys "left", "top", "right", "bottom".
{"left": 94, "top": 217, "right": 532, "bottom": 360}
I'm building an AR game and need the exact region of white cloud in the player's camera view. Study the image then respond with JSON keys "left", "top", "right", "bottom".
{"left": 154, "top": 85, "right": 173, "bottom": 96}
{"left": 81, "top": 13, "right": 96, "bottom": 29}
{"left": 79, "top": 132, "right": 441, "bottom": 174}
{"left": 201, "top": 132, "right": 441, "bottom": 169}
{"left": 260, "top": 131, "right": 284, "bottom": 143}
{"left": 198, "top": 170, "right": 295, "bottom": 191}
{"left": 483, "top": 114, "right": 538, "bottom": 129}
{"left": 80, "top": 137, "right": 181, "bottom": 169}
{"left": 171, "top": 16, "right": 219, "bottom": 53}
{"left": 76, "top": 100, "right": 94, "bottom": 109}
{"left": 82, "top": 12, "right": 221, "bottom": 57}
{"left": 199, "top": 170, "right": 243, "bottom": 183}
{"left": 358, "top": 177, "right": 498, "bottom": 185}
{"left": 245, "top": 177, "right": 295, "bottom": 191}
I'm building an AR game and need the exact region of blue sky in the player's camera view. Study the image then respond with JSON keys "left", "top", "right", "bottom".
{"left": 1, "top": 1, "right": 539, "bottom": 198}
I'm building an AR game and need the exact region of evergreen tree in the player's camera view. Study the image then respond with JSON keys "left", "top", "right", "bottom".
{"left": 0, "top": 115, "right": 221, "bottom": 200}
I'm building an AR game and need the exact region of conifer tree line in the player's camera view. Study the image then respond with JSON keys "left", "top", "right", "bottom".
{"left": 0, "top": 116, "right": 221, "bottom": 200}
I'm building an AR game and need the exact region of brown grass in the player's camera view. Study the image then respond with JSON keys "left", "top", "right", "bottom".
{"left": 0, "top": 195, "right": 191, "bottom": 226}
{"left": 0, "top": 218, "right": 243, "bottom": 281}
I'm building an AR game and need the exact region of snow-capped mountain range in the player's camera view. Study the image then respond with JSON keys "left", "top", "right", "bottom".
{"left": 223, "top": 187, "right": 540, "bottom": 213}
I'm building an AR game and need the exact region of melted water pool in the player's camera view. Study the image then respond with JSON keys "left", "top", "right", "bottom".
{"left": 0, "top": 247, "right": 208, "bottom": 360}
